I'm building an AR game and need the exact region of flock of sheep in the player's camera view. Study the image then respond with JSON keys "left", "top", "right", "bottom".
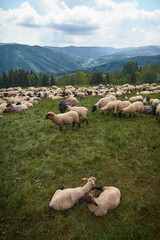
{"left": 0, "top": 83, "right": 160, "bottom": 125}
{"left": 1, "top": 83, "right": 160, "bottom": 216}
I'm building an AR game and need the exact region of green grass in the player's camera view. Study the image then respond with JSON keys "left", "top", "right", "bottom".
{"left": 0, "top": 94, "right": 160, "bottom": 240}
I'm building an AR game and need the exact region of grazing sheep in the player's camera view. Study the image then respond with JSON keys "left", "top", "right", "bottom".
{"left": 67, "top": 106, "right": 89, "bottom": 125}
{"left": 114, "top": 101, "right": 131, "bottom": 117}
{"left": 143, "top": 97, "right": 160, "bottom": 105}
{"left": 78, "top": 186, "right": 121, "bottom": 217}
{"left": 143, "top": 105, "right": 156, "bottom": 115}
{"left": 92, "top": 96, "right": 116, "bottom": 112}
{"left": 156, "top": 103, "right": 160, "bottom": 122}
{"left": 120, "top": 101, "right": 144, "bottom": 118}
{"left": 76, "top": 92, "right": 86, "bottom": 99}
{"left": 49, "top": 177, "right": 97, "bottom": 211}
{"left": 58, "top": 97, "right": 79, "bottom": 113}
{"left": 46, "top": 111, "right": 80, "bottom": 131}
{"left": 100, "top": 100, "right": 121, "bottom": 115}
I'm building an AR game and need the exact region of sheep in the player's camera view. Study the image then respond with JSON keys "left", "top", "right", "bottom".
{"left": 78, "top": 185, "right": 121, "bottom": 217}
{"left": 120, "top": 101, "right": 144, "bottom": 118}
{"left": 0, "top": 115, "right": 5, "bottom": 119}
{"left": 4, "top": 104, "right": 25, "bottom": 113}
{"left": 156, "top": 103, "right": 160, "bottom": 122}
{"left": 67, "top": 106, "right": 89, "bottom": 125}
{"left": 49, "top": 177, "right": 97, "bottom": 211}
{"left": 143, "top": 105, "right": 156, "bottom": 115}
{"left": 76, "top": 92, "right": 86, "bottom": 99}
{"left": 100, "top": 100, "right": 121, "bottom": 115}
{"left": 129, "top": 96, "right": 143, "bottom": 102}
{"left": 143, "top": 97, "right": 160, "bottom": 105}
{"left": 92, "top": 96, "right": 116, "bottom": 112}
{"left": 58, "top": 97, "right": 79, "bottom": 113}
{"left": 114, "top": 101, "right": 131, "bottom": 117}
{"left": 46, "top": 111, "right": 80, "bottom": 131}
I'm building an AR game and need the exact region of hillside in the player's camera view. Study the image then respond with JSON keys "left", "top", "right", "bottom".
{"left": 46, "top": 45, "right": 160, "bottom": 62}
{"left": 0, "top": 44, "right": 160, "bottom": 75}
{"left": 87, "top": 55, "right": 160, "bottom": 73}
{"left": 0, "top": 44, "right": 79, "bottom": 74}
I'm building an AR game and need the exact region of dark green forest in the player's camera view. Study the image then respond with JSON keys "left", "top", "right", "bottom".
{"left": 0, "top": 61, "right": 160, "bottom": 88}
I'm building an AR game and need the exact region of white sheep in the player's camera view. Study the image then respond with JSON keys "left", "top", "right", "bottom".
{"left": 114, "top": 101, "right": 131, "bottom": 117}
{"left": 100, "top": 100, "right": 121, "bottom": 115}
{"left": 92, "top": 96, "right": 116, "bottom": 112}
{"left": 49, "top": 177, "right": 97, "bottom": 211}
{"left": 46, "top": 111, "right": 80, "bottom": 131}
{"left": 78, "top": 186, "right": 121, "bottom": 217}
{"left": 120, "top": 101, "right": 144, "bottom": 118}
{"left": 156, "top": 103, "right": 160, "bottom": 122}
{"left": 129, "top": 96, "right": 143, "bottom": 102}
{"left": 76, "top": 92, "right": 86, "bottom": 99}
{"left": 67, "top": 106, "right": 89, "bottom": 124}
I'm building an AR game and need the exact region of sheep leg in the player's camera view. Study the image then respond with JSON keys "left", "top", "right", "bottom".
{"left": 85, "top": 118, "right": 89, "bottom": 125}
{"left": 134, "top": 114, "right": 136, "bottom": 118}
{"left": 77, "top": 122, "right": 81, "bottom": 128}
{"left": 59, "top": 125, "right": 63, "bottom": 131}
{"left": 72, "top": 122, "right": 75, "bottom": 127}
{"left": 129, "top": 114, "right": 131, "bottom": 118}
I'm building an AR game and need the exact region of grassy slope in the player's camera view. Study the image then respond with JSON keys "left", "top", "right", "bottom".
{"left": 0, "top": 94, "right": 160, "bottom": 240}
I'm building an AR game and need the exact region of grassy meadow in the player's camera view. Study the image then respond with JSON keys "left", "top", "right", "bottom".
{"left": 0, "top": 93, "right": 160, "bottom": 240}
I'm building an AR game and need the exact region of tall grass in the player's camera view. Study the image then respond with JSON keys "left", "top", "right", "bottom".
{"left": 0, "top": 94, "right": 160, "bottom": 240}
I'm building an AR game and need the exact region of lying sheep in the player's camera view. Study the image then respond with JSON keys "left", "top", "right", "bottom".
{"left": 120, "top": 101, "right": 144, "bottom": 118}
{"left": 78, "top": 185, "right": 121, "bottom": 217}
{"left": 129, "top": 96, "right": 143, "bottom": 102}
{"left": 114, "top": 101, "right": 131, "bottom": 117}
{"left": 46, "top": 111, "right": 80, "bottom": 131}
{"left": 143, "top": 105, "right": 156, "bottom": 115}
{"left": 92, "top": 96, "right": 116, "bottom": 112}
{"left": 4, "top": 104, "right": 25, "bottom": 113}
{"left": 100, "top": 100, "right": 121, "bottom": 115}
{"left": 49, "top": 177, "right": 97, "bottom": 211}
{"left": 67, "top": 106, "right": 89, "bottom": 124}
{"left": 58, "top": 97, "right": 79, "bottom": 113}
{"left": 156, "top": 103, "right": 160, "bottom": 122}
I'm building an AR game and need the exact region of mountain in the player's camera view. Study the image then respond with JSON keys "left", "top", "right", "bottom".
{"left": 0, "top": 43, "right": 160, "bottom": 75}
{"left": 46, "top": 45, "right": 160, "bottom": 62}
{"left": 87, "top": 55, "right": 160, "bottom": 73}
{"left": 0, "top": 44, "right": 80, "bottom": 74}
{"left": 45, "top": 46, "right": 117, "bottom": 61}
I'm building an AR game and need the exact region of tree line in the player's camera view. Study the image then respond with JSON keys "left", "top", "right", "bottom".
{"left": 0, "top": 61, "right": 160, "bottom": 88}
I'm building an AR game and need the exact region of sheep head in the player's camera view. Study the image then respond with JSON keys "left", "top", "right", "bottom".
{"left": 78, "top": 192, "right": 98, "bottom": 206}
{"left": 46, "top": 112, "right": 55, "bottom": 119}
{"left": 92, "top": 105, "right": 97, "bottom": 112}
{"left": 82, "top": 176, "right": 97, "bottom": 186}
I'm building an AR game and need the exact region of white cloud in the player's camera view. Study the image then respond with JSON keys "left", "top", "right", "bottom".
{"left": 0, "top": 0, "right": 160, "bottom": 47}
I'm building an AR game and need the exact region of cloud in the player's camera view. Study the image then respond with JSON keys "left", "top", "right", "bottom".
{"left": 0, "top": 0, "right": 160, "bottom": 47}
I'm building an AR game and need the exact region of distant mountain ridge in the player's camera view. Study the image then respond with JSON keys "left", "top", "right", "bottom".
{"left": 0, "top": 43, "right": 160, "bottom": 75}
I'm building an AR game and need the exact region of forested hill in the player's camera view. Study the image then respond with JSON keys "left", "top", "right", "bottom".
{"left": 0, "top": 43, "right": 160, "bottom": 75}
{"left": 0, "top": 44, "right": 80, "bottom": 74}
{"left": 87, "top": 55, "right": 160, "bottom": 73}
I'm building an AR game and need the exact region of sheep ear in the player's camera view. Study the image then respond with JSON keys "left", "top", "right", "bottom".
{"left": 82, "top": 178, "right": 88, "bottom": 181}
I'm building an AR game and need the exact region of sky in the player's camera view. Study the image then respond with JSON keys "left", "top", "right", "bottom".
{"left": 0, "top": 0, "right": 160, "bottom": 48}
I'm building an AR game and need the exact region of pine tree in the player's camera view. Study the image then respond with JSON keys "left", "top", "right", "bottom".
{"left": 50, "top": 75, "right": 55, "bottom": 86}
